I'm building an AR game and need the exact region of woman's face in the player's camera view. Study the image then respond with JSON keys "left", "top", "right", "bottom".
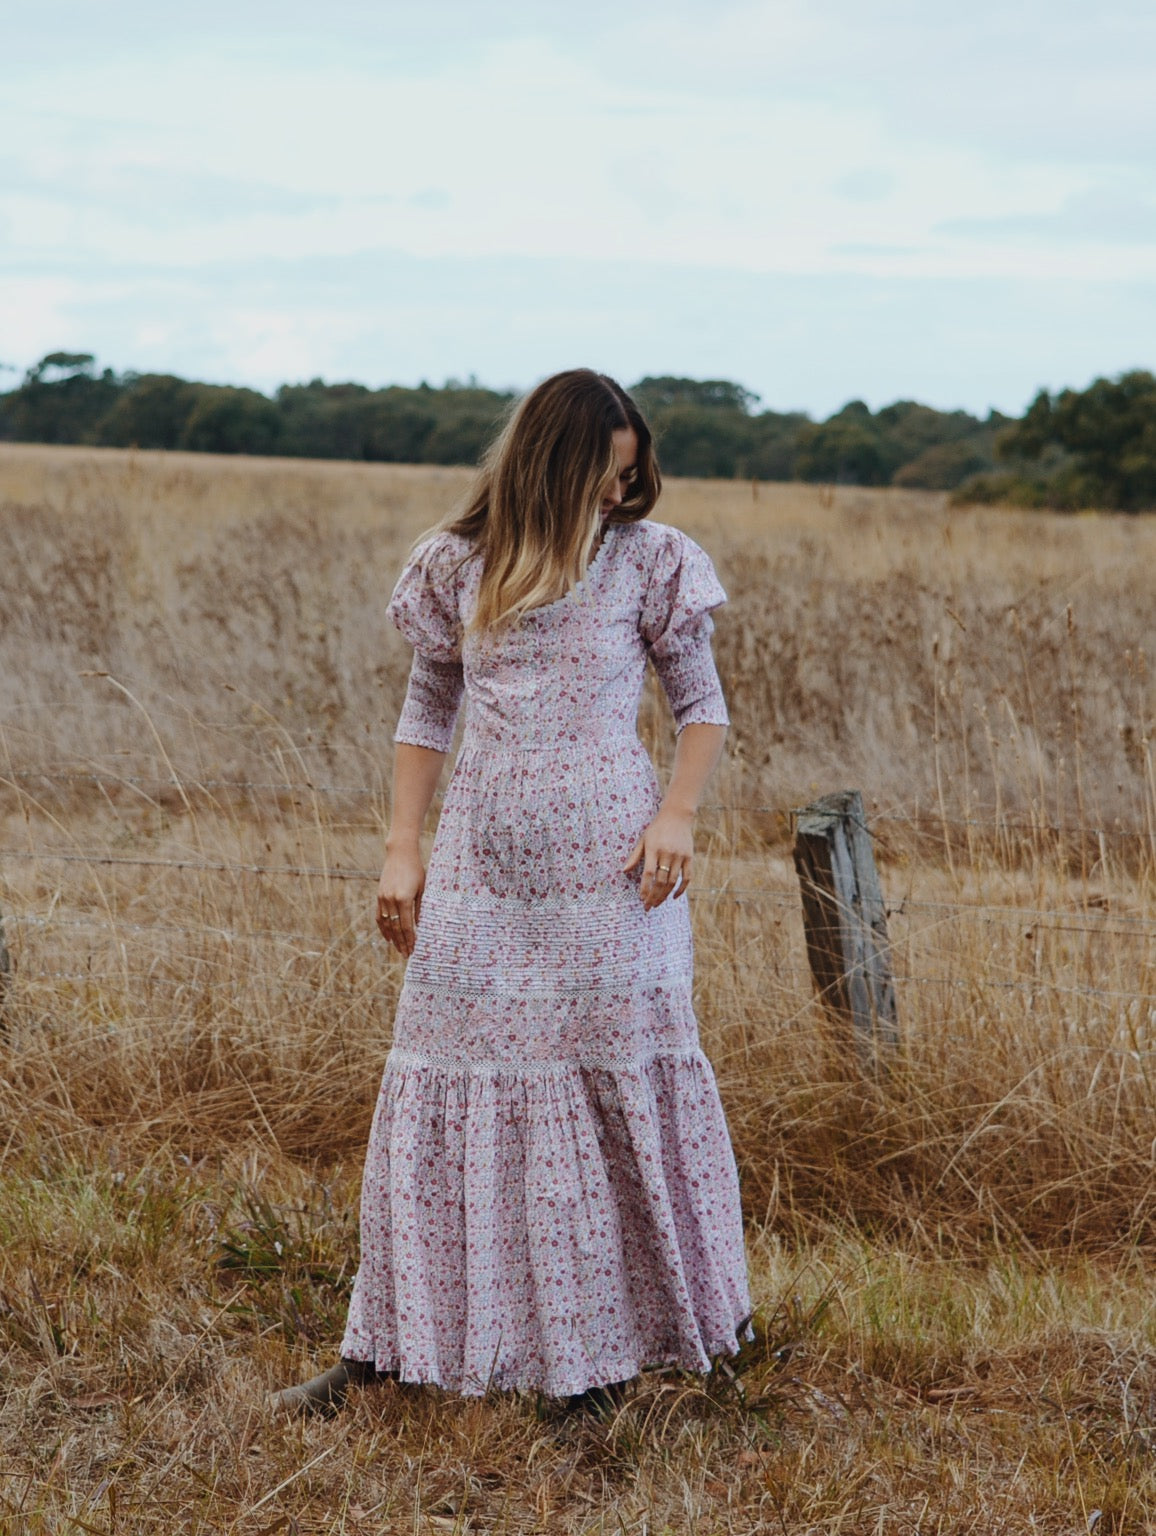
{"left": 600, "top": 426, "right": 639, "bottom": 518}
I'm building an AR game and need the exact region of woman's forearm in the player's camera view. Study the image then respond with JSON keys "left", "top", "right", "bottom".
{"left": 660, "top": 722, "right": 727, "bottom": 818}
{"left": 385, "top": 742, "right": 449, "bottom": 850}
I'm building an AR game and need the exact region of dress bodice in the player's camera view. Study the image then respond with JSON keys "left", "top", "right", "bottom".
{"left": 387, "top": 519, "right": 730, "bottom": 755}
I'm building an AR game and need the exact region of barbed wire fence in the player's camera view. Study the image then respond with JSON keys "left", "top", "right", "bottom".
{"left": 1, "top": 766, "right": 1153, "bottom": 1021}
{"left": 5, "top": 765, "right": 1155, "bottom": 840}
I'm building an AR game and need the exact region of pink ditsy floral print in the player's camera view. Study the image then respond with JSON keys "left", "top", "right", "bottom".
{"left": 340, "top": 519, "right": 751, "bottom": 1396}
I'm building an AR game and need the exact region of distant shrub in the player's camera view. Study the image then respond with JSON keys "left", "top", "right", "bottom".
{"left": 894, "top": 441, "right": 990, "bottom": 490}
{"left": 950, "top": 472, "right": 1051, "bottom": 508}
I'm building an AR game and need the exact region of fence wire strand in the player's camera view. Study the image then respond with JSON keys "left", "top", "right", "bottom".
{"left": 2, "top": 847, "right": 1152, "bottom": 936}
{"left": 8, "top": 963, "right": 1152, "bottom": 1008}
{"left": 2, "top": 766, "right": 1152, "bottom": 1017}
{"left": 4, "top": 768, "right": 1153, "bottom": 845}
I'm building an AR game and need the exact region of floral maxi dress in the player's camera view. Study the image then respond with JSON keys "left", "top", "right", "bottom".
{"left": 341, "top": 517, "right": 751, "bottom": 1396}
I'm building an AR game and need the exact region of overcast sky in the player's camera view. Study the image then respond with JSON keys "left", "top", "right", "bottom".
{"left": 4, "top": 0, "right": 1156, "bottom": 416}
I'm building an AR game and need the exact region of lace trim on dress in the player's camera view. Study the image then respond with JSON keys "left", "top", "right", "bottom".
{"left": 385, "top": 1045, "right": 710, "bottom": 1077}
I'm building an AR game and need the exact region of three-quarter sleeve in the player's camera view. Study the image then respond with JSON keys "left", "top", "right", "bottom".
{"left": 386, "top": 533, "right": 471, "bottom": 752}
{"left": 394, "top": 653, "right": 465, "bottom": 753}
{"left": 639, "top": 527, "right": 730, "bottom": 733}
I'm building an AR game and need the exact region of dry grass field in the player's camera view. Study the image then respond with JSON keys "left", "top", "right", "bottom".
{"left": 0, "top": 442, "right": 1154, "bottom": 1532}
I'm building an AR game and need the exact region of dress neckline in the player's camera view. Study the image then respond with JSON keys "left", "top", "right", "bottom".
{"left": 521, "top": 522, "right": 617, "bottom": 619}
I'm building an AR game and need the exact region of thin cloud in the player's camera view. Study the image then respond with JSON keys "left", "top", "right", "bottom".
{"left": 0, "top": 160, "right": 341, "bottom": 222}
{"left": 833, "top": 169, "right": 896, "bottom": 203}
{"left": 941, "top": 188, "right": 1156, "bottom": 246}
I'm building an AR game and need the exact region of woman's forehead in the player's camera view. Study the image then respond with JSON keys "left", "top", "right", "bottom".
{"left": 612, "top": 424, "right": 639, "bottom": 466}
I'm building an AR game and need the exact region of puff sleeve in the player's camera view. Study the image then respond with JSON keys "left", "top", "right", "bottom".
{"left": 639, "top": 528, "right": 730, "bottom": 732}
{"left": 386, "top": 534, "right": 469, "bottom": 753}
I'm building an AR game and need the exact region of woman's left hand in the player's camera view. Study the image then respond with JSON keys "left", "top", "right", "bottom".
{"left": 623, "top": 808, "right": 695, "bottom": 911}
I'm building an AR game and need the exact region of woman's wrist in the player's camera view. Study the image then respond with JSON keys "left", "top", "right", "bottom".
{"left": 384, "top": 829, "right": 423, "bottom": 855}
{"left": 658, "top": 795, "right": 699, "bottom": 820}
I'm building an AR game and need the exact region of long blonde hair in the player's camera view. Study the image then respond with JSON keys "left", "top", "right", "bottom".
{"left": 440, "top": 369, "right": 661, "bottom": 631}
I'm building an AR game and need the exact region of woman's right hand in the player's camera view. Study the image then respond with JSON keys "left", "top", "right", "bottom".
{"left": 376, "top": 843, "right": 426, "bottom": 957}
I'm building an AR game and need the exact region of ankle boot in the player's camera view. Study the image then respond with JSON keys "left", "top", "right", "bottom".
{"left": 269, "top": 1357, "right": 378, "bottom": 1416}
{"left": 563, "top": 1378, "right": 629, "bottom": 1419}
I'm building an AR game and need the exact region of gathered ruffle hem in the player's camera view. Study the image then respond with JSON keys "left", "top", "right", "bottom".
{"left": 340, "top": 1046, "right": 751, "bottom": 1397}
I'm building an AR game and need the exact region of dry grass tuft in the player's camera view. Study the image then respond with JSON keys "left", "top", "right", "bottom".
{"left": 0, "top": 444, "right": 1154, "bottom": 1530}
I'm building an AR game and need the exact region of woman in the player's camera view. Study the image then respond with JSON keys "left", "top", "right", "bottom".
{"left": 273, "top": 369, "right": 750, "bottom": 1412}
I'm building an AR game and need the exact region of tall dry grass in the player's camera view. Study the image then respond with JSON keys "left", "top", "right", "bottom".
{"left": 3, "top": 443, "right": 1153, "bottom": 834}
{"left": 1, "top": 442, "right": 1152, "bottom": 1235}
{"left": 1, "top": 443, "right": 1155, "bottom": 1531}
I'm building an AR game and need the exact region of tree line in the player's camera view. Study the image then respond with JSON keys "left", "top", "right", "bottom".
{"left": 2, "top": 352, "right": 1154, "bottom": 510}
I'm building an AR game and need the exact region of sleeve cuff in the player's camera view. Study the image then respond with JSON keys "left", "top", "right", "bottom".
{"left": 393, "top": 724, "right": 456, "bottom": 753}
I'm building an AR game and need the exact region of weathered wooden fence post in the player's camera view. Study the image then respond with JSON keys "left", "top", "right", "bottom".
{"left": 792, "top": 789, "right": 899, "bottom": 1061}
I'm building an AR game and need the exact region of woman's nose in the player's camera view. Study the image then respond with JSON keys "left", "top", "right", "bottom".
{"left": 604, "top": 479, "right": 623, "bottom": 506}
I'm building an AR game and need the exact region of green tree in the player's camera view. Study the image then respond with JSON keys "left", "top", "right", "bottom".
{"left": 96, "top": 374, "right": 201, "bottom": 449}
{"left": 998, "top": 371, "right": 1156, "bottom": 510}
{"left": 179, "top": 387, "right": 283, "bottom": 455}
{"left": 647, "top": 404, "right": 754, "bottom": 478}
{"left": 422, "top": 396, "right": 509, "bottom": 465}
{"left": 272, "top": 379, "right": 510, "bottom": 463}
{"left": 746, "top": 412, "right": 809, "bottom": 480}
{"left": 275, "top": 381, "right": 378, "bottom": 459}
{"left": 25, "top": 351, "right": 98, "bottom": 383}
{"left": 631, "top": 376, "right": 761, "bottom": 413}
{"left": 892, "top": 442, "right": 990, "bottom": 490}
{"left": 630, "top": 376, "right": 768, "bottom": 478}
{"left": 874, "top": 400, "right": 984, "bottom": 460}
{"left": 360, "top": 393, "right": 438, "bottom": 462}
{"left": 0, "top": 352, "right": 122, "bottom": 443}
{"left": 795, "top": 402, "right": 895, "bottom": 485}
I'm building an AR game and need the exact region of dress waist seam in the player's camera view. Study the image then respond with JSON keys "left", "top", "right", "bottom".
{"left": 384, "top": 1044, "right": 708, "bottom": 1077}
{"left": 459, "top": 732, "right": 642, "bottom": 754}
